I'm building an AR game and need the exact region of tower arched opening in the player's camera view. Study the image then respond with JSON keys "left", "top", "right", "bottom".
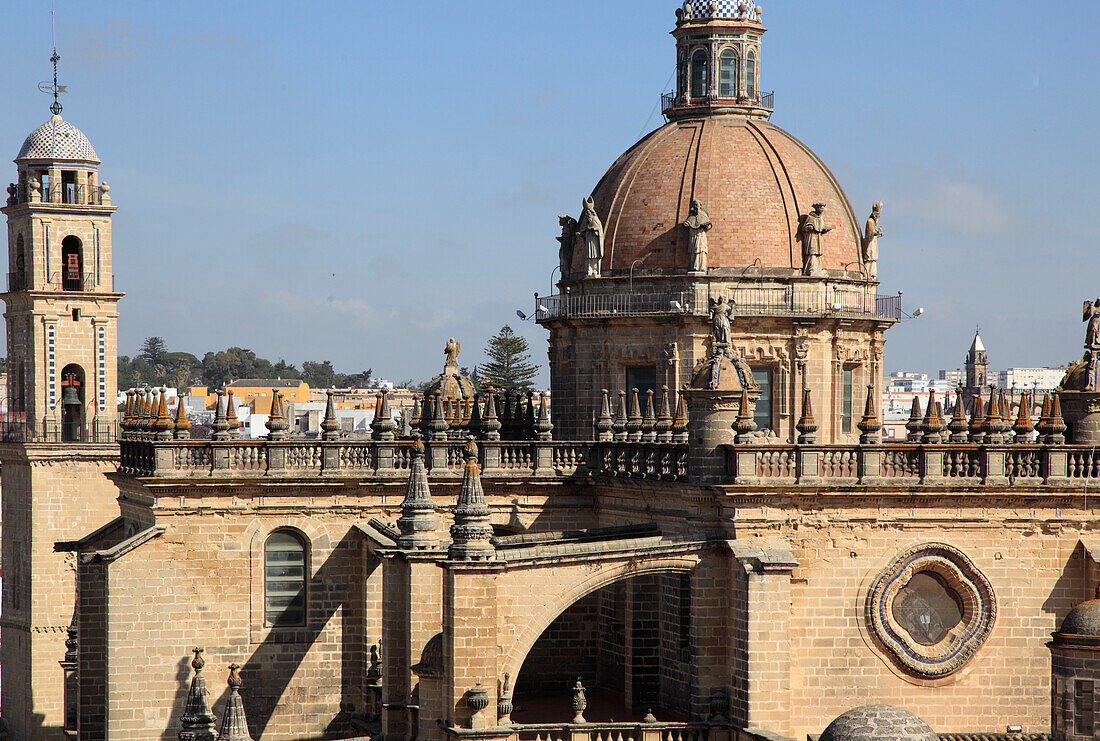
{"left": 511, "top": 572, "right": 694, "bottom": 724}
{"left": 59, "top": 364, "right": 85, "bottom": 443}
{"left": 719, "top": 48, "right": 740, "bottom": 98}
{"left": 61, "top": 236, "right": 83, "bottom": 291}
{"left": 15, "top": 234, "right": 26, "bottom": 291}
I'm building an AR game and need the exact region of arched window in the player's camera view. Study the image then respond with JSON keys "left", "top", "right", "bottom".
{"left": 746, "top": 51, "right": 757, "bottom": 98}
{"left": 719, "top": 49, "right": 740, "bottom": 98}
{"left": 60, "top": 364, "right": 85, "bottom": 443}
{"left": 265, "top": 530, "right": 306, "bottom": 627}
{"left": 61, "top": 236, "right": 83, "bottom": 292}
{"left": 15, "top": 234, "right": 25, "bottom": 291}
{"left": 691, "top": 50, "right": 708, "bottom": 99}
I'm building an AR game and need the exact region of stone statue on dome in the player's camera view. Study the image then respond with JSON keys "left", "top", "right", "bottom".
{"left": 444, "top": 338, "right": 460, "bottom": 369}
{"left": 1083, "top": 299, "right": 1100, "bottom": 352}
{"left": 710, "top": 296, "right": 734, "bottom": 351}
{"left": 578, "top": 198, "right": 605, "bottom": 279}
{"left": 862, "top": 201, "right": 883, "bottom": 281}
{"left": 557, "top": 214, "right": 577, "bottom": 281}
{"left": 799, "top": 203, "right": 832, "bottom": 277}
{"left": 683, "top": 199, "right": 713, "bottom": 274}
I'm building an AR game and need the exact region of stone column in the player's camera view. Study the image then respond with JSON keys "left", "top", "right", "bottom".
{"left": 728, "top": 541, "right": 798, "bottom": 737}
{"left": 684, "top": 388, "right": 739, "bottom": 484}
{"left": 383, "top": 555, "right": 444, "bottom": 741}
{"left": 443, "top": 564, "right": 501, "bottom": 730}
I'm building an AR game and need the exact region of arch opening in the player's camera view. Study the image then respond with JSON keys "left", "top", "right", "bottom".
{"left": 61, "top": 236, "right": 83, "bottom": 292}
{"left": 15, "top": 234, "right": 26, "bottom": 291}
{"left": 60, "top": 364, "right": 85, "bottom": 443}
{"left": 691, "top": 51, "right": 708, "bottom": 99}
{"left": 511, "top": 572, "right": 694, "bottom": 724}
{"left": 719, "top": 49, "right": 740, "bottom": 98}
{"left": 746, "top": 51, "right": 757, "bottom": 98}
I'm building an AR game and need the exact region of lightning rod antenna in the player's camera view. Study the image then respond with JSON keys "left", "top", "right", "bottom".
{"left": 50, "top": 8, "right": 62, "bottom": 115}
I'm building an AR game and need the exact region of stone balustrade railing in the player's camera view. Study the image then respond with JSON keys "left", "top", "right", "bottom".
{"left": 117, "top": 438, "right": 589, "bottom": 479}
{"left": 726, "top": 443, "right": 1100, "bottom": 487}
{"left": 118, "top": 435, "right": 1100, "bottom": 487}
{"left": 444, "top": 724, "right": 790, "bottom": 741}
{"left": 587, "top": 442, "right": 689, "bottom": 480}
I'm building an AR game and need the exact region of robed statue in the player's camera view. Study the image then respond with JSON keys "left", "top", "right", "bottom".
{"left": 445, "top": 338, "right": 460, "bottom": 368}
{"left": 557, "top": 215, "right": 578, "bottom": 281}
{"left": 578, "top": 198, "right": 605, "bottom": 279}
{"left": 710, "top": 296, "right": 734, "bottom": 349}
{"left": 863, "top": 201, "right": 883, "bottom": 280}
{"left": 799, "top": 203, "right": 832, "bottom": 277}
{"left": 1084, "top": 300, "right": 1100, "bottom": 352}
{"left": 683, "top": 199, "right": 713, "bottom": 273}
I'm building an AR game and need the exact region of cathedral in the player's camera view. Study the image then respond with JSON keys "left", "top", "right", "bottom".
{"left": 4, "top": 3, "right": 1100, "bottom": 741}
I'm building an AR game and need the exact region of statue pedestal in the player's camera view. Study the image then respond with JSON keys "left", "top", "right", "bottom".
{"left": 1057, "top": 390, "right": 1100, "bottom": 445}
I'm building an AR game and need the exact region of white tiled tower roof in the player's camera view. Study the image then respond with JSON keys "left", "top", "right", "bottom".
{"left": 16, "top": 114, "right": 99, "bottom": 163}
{"left": 682, "top": 0, "right": 759, "bottom": 20}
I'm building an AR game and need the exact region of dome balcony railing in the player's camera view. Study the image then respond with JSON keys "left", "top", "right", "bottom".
{"left": 661, "top": 90, "right": 774, "bottom": 115}
{"left": 536, "top": 283, "right": 902, "bottom": 322}
{"left": 7, "top": 183, "right": 107, "bottom": 207}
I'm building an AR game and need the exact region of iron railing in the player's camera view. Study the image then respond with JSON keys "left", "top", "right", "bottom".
{"left": 9, "top": 182, "right": 107, "bottom": 207}
{"left": 537, "top": 285, "right": 902, "bottom": 322}
{"left": 662, "top": 90, "right": 774, "bottom": 114}
{"left": 0, "top": 414, "right": 117, "bottom": 444}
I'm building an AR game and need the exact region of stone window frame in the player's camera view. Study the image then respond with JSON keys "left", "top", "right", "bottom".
{"left": 690, "top": 47, "right": 710, "bottom": 99}
{"left": 717, "top": 43, "right": 741, "bottom": 97}
{"left": 248, "top": 518, "right": 329, "bottom": 645}
{"left": 865, "top": 542, "right": 997, "bottom": 679}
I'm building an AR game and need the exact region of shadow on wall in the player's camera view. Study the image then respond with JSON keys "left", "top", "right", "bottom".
{"left": 164, "top": 528, "right": 373, "bottom": 741}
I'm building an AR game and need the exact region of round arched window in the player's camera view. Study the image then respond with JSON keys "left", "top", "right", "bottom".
{"left": 746, "top": 51, "right": 757, "bottom": 98}
{"left": 719, "top": 49, "right": 740, "bottom": 98}
{"left": 264, "top": 530, "right": 307, "bottom": 627}
{"left": 691, "top": 50, "right": 709, "bottom": 99}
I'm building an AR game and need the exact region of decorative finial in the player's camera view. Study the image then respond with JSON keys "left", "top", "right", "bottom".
{"left": 216, "top": 664, "right": 253, "bottom": 741}
{"left": 178, "top": 648, "right": 217, "bottom": 741}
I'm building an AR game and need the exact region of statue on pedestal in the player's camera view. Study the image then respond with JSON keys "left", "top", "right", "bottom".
{"left": 1085, "top": 299, "right": 1100, "bottom": 353}
{"left": 799, "top": 203, "right": 832, "bottom": 277}
{"left": 710, "top": 296, "right": 734, "bottom": 350}
{"left": 578, "top": 198, "right": 604, "bottom": 279}
{"left": 863, "top": 201, "right": 883, "bottom": 280}
{"left": 683, "top": 199, "right": 713, "bottom": 274}
{"left": 444, "top": 338, "right": 460, "bottom": 370}
{"left": 557, "top": 215, "right": 577, "bottom": 282}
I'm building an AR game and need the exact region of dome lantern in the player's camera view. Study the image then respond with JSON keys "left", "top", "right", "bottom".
{"left": 666, "top": 0, "right": 772, "bottom": 120}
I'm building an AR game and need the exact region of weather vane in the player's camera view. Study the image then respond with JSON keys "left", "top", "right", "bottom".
{"left": 37, "top": 9, "right": 66, "bottom": 115}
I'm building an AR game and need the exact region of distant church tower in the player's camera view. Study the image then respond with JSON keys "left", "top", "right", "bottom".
{"left": 963, "top": 329, "right": 989, "bottom": 405}
{"left": 0, "top": 59, "right": 123, "bottom": 739}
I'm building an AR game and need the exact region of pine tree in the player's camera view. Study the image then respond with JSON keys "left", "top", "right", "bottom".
{"left": 140, "top": 336, "right": 168, "bottom": 365}
{"left": 480, "top": 326, "right": 538, "bottom": 393}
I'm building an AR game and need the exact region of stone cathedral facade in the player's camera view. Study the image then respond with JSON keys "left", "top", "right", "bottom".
{"left": 5, "top": 3, "right": 1100, "bottom": 741}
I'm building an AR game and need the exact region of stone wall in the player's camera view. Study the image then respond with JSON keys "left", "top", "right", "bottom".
{"left": 514, "top": 592, "right": 599, "bottom": 694}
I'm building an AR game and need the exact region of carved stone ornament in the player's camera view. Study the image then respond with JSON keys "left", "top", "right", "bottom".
{"left": 865, "top": 543, "right": 996, "bottom": 679}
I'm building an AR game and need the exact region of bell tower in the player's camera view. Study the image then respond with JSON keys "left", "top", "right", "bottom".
{"left": 0, "top": 42, "right": 124, "bottom": 741}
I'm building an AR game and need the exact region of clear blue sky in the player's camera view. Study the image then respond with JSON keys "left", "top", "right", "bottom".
{"left": 2, "top": 0, "right": 1098, "bottom": 384}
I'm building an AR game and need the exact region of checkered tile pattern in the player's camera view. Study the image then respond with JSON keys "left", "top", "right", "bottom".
{"left": 16, "top": 115, "right": 99, "bottom": 163}
{"left": 684, "top": 0, "right": 758, "bottom": 20}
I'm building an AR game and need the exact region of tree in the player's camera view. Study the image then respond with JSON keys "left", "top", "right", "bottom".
{"left": 140, "top": 337, "right": 168, "bottom": 365}
{"left": 479, "top": 326, "right": 538, "bottom": 393}
{"left": 301, "top": 360, "right": 337, "bottom": 389}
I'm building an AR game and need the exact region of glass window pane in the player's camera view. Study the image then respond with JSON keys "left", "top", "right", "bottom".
{"left": 691, "top": 52, "right": 708, "bottom": 98}
{"left": 842, "top": 369, "right": 853, "bottom": 434}
{"left": 265, "top": 531, "right": 306, "bottom": 626}
{"left": 747, "top": 52, "right": 757, "bottom": 97}
{"left": 626, "top": 366, "right": 658, "bottom": 401}
{"left": 719, "top": 51, "right": 738, "bottom": 97}
{"left": 752, "top": 368, "right": 771, "bottom": 432}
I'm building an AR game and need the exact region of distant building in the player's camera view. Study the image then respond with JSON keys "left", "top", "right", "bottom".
{"left": 939, "top": 368, "right": 965, "bottom": 386}
{"left": 998, "top": 367, "right": 1068, "bottom": 391}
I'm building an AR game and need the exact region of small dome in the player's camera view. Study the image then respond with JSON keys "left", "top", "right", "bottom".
{"left": 16, "top": 114, "right": 99, "bottom": 163}
{"left": 820, "top": 705, "right": 937, "bottom": 741}
{"left": 690, "top": 353, "right": 759, "bottom": 392}
{"left": 1058, "top": 595, "right": 1100, "bottom": 638}
{"left": 1058, "top": 356, "right": 1093, "bottom": 392}
{"left": 424, "top": 370, "right": 475, "bottom": 403}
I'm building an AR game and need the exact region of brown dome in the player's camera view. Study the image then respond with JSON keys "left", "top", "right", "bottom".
{"left": 690, "top": 353, "right": 760, "bottom": 393}
{"left": 575, "top": 115, "right": 864, "bottom": 276}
